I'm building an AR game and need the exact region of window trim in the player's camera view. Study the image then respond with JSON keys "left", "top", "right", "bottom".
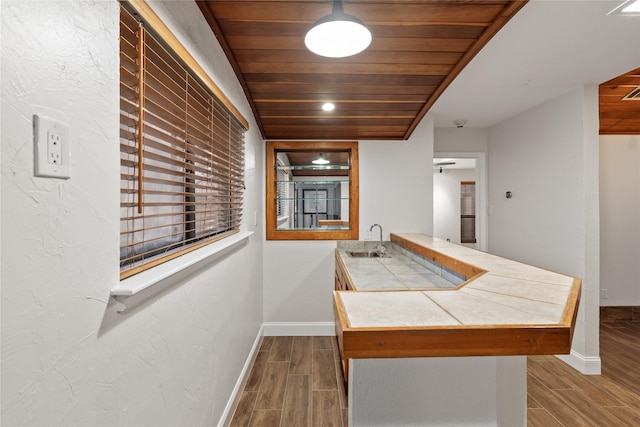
{"left": 112, "top": 230, "right": 253, "bottom": 309}
{"left": 119, "top": 0, "right": 248, "bottom": 280}
{"left": 124, "top": 0, "right": 248, "bottom": 130}
{"left": 266, "top": 140, "right": 359, "bottom": 241}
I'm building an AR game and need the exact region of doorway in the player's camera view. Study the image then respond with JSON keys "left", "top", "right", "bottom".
{"left": 433, "top": 152, "right": 487, "bottom": 251}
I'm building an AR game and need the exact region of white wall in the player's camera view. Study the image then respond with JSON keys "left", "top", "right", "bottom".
{"left": 433, "top": 168, "right": 476, "bottom": 244}
{"left": 434, "top": 127, "right": 489, "bottom": 153}
{"left": 262, "top": 115, "right": 434, "bottom": 330}
{"left": 1, "top": 1, "right": 264, "bottom": 425}
{"left": 599, "top": 135, "right": 640, "bottom": 306}
{"left": 350, "top": 356, "right": 526, "bottom": 427}
{"left": 488, "top": 86, "right": 600, "bottom": 373}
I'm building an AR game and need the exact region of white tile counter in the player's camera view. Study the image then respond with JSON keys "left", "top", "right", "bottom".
{"left": 334, "top": 233, "right": 581, "bottom": 359}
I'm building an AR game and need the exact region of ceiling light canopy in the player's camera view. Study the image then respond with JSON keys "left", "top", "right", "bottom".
{"left": 304, "top": 0, "right": 372, "bottom": 58}
{"left": 312, "top": 153, "right": 330, "bottom": 165}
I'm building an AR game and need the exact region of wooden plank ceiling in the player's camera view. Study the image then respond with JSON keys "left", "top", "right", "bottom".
{"left": 599, "top": 67, "right": 640, "bottom": 135}
{"left": 196, "top": 0, "right": 527, "bottom": 140}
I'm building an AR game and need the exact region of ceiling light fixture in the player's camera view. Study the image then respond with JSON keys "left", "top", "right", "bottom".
{"left": 304, "top": 0, "right": 372, "bottom": 58}
{"left": 322, "top": 102, "right": 335, "bottom": 111}
{"left": 312, "top": 153, "right": 330, "bottom": 165}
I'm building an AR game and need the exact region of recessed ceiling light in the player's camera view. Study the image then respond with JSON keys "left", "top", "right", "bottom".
{"left": 322, "top": 102, "right": 335, "bottom": 112}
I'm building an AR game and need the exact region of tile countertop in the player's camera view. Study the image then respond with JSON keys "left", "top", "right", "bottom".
{"left": 333, "top": 233, "right": 582, "bottom": 358}
{"left": 336, "top": 242, "right": 460, "bottom": 291}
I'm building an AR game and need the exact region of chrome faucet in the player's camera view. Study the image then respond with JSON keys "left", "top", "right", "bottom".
{"left": 370, "top": 223, "right": 386, "bottom": 256}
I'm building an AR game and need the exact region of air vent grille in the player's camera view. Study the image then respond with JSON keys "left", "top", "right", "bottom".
{"left": 622, "top": 87, "right": 640, "bottom": 100}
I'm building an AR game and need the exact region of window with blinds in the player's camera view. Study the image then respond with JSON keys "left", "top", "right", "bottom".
{"left": 119, "top": 3, "right": 246, "bottom": 279}
{"left": 460, "top": 181, "right": 476, "bottom": 244}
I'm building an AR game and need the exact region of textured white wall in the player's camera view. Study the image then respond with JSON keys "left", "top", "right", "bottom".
{"left": 599, "top": 135, "right": 640, "bottom": 306}
{"left": 1, "top": 1, "right": 263, "bottom": 425}
{"left": 262, "top": 116, "right": 434, "bottom": 327}
{"left": 359, "top": 115, "right": 434, "bottom": 238}
{"left": 488, "top": 86, "right": 600, "bottom": 372}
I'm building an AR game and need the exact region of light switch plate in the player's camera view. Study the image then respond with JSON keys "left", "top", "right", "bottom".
{"left": 34, "top": 114, "right": 70, "bottom": 179}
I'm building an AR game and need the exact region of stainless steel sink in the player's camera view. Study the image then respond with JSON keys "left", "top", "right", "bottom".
{"left": 346, "top": 250, "right": 390, "bottom": 258}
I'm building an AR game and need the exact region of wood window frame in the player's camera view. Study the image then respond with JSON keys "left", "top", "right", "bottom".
{"left": 119, "top": 0, "right": 248, "bottom": 279}
{"left": 266, "top": 140, "right": 359, "bottom": 241}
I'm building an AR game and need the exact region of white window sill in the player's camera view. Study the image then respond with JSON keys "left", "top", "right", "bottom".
{"left": 111, "top": 230, "right": 253, "bottom": 312}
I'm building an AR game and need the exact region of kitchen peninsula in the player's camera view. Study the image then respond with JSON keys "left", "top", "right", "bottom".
{"left": 334, "top": 233, "right": 581, "bottom": 426}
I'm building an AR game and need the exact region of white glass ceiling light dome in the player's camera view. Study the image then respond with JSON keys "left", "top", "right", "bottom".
{"left": 305, "top": 0, "right": 372, "bottom": 58}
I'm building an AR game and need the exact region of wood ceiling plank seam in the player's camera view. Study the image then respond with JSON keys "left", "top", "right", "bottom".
{"left": 220, "top": 22, "right": 487, "bottom": 39}
{"left": 246, "top": 82, "right": 440, "bottom": 93}
{"left": 213, "top": 2, "right": 516, "bottom": 22}
{"left": 257, "top": 111, "right": 424, "bottom": 116}
{"left": 233, "top": 50, "right": 464, "bottom": 65}
{"left": 253, "top": 94, "right": 431, "bottom": 102}
{"left": 253, "top": 99, "right": 426, "bottom": 104}
{"left": 224, "top": 36, "right": 476, "bottom": 52}
{"left": 242, "top": 76, "right": 447, "bottom": 88}
{"left": 239, "top": 64, "right": 454, "bottom": 75}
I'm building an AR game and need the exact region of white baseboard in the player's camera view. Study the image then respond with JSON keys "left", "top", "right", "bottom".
{"left": 556, "top": 350, "right": 601, "bottom": 375}
{"left": 218, "top": 324, "right": 264, "bottom": 427}
{"left": 263, "top": 321, "right": 336, "bottom": 336}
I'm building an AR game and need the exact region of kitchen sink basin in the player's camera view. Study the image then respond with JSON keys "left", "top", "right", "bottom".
{"left": 346, "top": 250, "right": 390, "bottom": 258}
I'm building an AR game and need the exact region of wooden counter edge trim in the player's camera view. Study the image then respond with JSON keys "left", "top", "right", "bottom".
{"left": 334, "top": 290, "right": 576, "bottom": 358}
{"left": 561, "top": 278, "right": 582, "bottom": 344}
{"left": 390, "top": 233, "right": 487, "bottom": 280}
{"left": 340, "top": 323, "right": 574, "bottom": 359}
{"left": 335, "top": 248, "right": 357, "bottom": 291}
{"left": 334, "top": 292, "right": 350, "bottom": 381}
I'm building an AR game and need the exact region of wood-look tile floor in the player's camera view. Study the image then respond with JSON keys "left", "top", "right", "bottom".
{"left": 230, "top": 336, "right": 347, "bottom": 427}
{"left": 528, "top": 321, "right": 640, "bottom": 427}
{"left": 230, "top": 321, "right": 640, "bottom": 426}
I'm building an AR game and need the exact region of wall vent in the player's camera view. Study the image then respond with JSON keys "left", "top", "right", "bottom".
{"left": 622, "top": 86, "right": 640, "bottom": 100}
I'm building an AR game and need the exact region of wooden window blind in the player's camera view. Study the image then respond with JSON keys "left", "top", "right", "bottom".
{"left": 276, "top": 159, "right": 290, "bottom": 218}
{"left": 119, "top": 3, "right": 246, "bottom": 279}
{"left": 460, "top": 181, "right": 476, "bottom": 244}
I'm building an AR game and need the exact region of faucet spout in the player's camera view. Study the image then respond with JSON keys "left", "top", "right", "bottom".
{"left": 369, "top": 224, "right": 385, "bottom": 256}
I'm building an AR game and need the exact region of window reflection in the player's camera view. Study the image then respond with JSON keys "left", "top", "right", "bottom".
{"left": 266, "top": 141, "right": 358, "bottom": 240}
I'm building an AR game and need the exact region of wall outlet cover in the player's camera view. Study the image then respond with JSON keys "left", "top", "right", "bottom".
{"left": 34, "top": 114, "right": 70, "bottom": 179}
